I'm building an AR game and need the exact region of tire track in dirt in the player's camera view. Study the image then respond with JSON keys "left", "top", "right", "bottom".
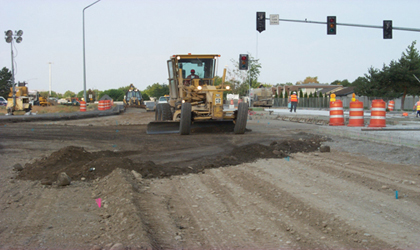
{"left": 224, "top": 162, "right": 381, "bottom": 249}
{"left": 251, "top": 153, "right": 420, "bottom": 249}
{"left": 307, "top": 150, "right": 420, "bottom": 206}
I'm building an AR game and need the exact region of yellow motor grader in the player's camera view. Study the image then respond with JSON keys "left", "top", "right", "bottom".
{"left": 147, "top": 54, "right": 248, "bottom": 135}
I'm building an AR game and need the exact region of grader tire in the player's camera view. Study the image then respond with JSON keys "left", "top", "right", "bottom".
{"left": 234, "top": 102, "right": 248, "bottom": 134}
{"left": 179, "top": 103, "right": 191, "bottom": 135}
{"left": 155, "top": 104, "right": 162, "bottom": 121}
{"left": 161, "top": 103, "right": 172, "bottom": 121}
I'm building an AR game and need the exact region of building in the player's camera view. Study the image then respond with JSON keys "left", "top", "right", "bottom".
{"left": 273, "top": 84, "right": 342, "bottom": 97}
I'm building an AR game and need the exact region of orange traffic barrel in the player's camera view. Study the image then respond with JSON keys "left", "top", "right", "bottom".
{"left": 387, "top": 100, "right": 395, "bottom": 111}
{"left": 368, "top": 99, "right": 386, "bottom": 127}
{"left": 348, "top": 100, "right": 364, "bottom": 127}
{"left": 98, "top": 100, "right": 105, "bottom": 111}
{"left": 329, "top": 100, "right": 345, "bottom": 126}
{"left": 80, "top": 101, "right": 86, "bottom": 112}
{"left": 107, "top": 100, "right": 111, "bottom": 110}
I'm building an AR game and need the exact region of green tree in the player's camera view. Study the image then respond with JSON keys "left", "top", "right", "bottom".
{"left": 142, "top": 92, "right": 150, "bottom": 101}
{"left": 331, "top": 79, "right": 351, "bottom": 86}
{"left": 77, "top": 91, "right": 84, "bottom": 98}
{"left": 63, "top": 90, "right": 76, "bottom": 98}
{"left": 0, "top": 67, "right": 12, "bottom": 98}
{"left": 143, "top": 83, "right": 169, "bottom": 98}
{"left": 227, "top": 53, "right": 262, "bottom": 96}
{"left": 354, "top": 67, "right": 388, "bottom": 97}
{"left": 299, "top": 89, "right": 303, "bottom": 98}
{"left": 388, "top": 41, "right": 420, "bottom": 108}
{"left": 303, "top": 76, "right": 319, "bottom": 84}
{"left": 101, "top": 89, "right": 125, "bottom": 101}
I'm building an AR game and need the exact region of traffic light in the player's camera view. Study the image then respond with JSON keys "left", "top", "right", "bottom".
{"left": 256, "top": 12, "right": 266, "bottom": 33}
{"left": 383, "top": 20, "right": 392, "bottom": 39}
{"left": 239, "top": 54, "right": 249, "bottom": 70}
{"left": 327, "top": 16, "right": 336, "bottom": 35}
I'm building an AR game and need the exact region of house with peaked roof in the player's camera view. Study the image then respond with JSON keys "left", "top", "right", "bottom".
{"left": 333, "top": 87, "right": 355, "bottom": 97}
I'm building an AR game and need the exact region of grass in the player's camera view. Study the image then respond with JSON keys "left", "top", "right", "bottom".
{"left": 0, "top": 104, "right": 99, "bottom": 116}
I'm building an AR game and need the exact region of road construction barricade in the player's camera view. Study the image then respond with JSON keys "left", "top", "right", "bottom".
{"left": 388, "top": 100, "right": 395, "bottom": 111}
{"left": 347, "top": 100, "right": 364, "bottom": 127}
{"left": 106, "top": 100, "right": 111, "bottom": 110}
{"left": 368, "top": 99, "right": 386, "bottom": 127}
{"left": 98, "top": 100, "right": 106, "bottom": 111}
{"left": 80, "top": 101, "right": 86, "bottom": 112}
{"left": 329, "top": 100, "right": 345, "bottom": 126}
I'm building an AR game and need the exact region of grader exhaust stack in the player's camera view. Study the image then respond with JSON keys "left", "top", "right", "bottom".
{"left": 146, "top": 54, "right": 248, "bottom": 135}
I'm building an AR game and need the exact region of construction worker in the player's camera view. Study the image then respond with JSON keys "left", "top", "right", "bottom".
{"left": 184, "top": 69, "right": 199, "bottom": 86}
{"left": 413, "top": 98, "right": 420, "bottom": 117}
{"left": 288, "top": 91, "right": 299, "bottom": 112}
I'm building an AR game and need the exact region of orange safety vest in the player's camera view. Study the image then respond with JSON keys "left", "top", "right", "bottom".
{"left": 290, "top": 94, "right": 298, "bottom": 102}
{"left": 416, "top": 101, "right": 420, "bottom": 110}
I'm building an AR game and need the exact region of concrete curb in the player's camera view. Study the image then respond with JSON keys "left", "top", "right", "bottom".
{"left": 0, "top": 105, "right": 125, "bottom": 123}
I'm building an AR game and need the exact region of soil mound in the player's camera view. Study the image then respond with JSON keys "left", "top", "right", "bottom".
{"left": 17, "top": 136, "right": 325, "bottom": 182}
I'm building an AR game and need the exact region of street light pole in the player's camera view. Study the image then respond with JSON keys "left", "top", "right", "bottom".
{"left": 48, "top": 62, "right": 53, "bottom": 95}
{"left": 83, "top": 0, "right": 101, "bottom": 103}
{"left": 4, "top": 30, "right": 23, "bottom": 113}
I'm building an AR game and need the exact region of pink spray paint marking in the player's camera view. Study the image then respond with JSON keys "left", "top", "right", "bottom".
{"left": 96, "top": 198, "right": 102, "bottom": 208}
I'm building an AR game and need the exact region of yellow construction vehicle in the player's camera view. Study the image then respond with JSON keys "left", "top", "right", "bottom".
{"left": 123, "top": 84, "right": 145, "bottom": 108}
{"left": 147, "top": 54, "right": 248, "bottom": 135}
{"left": 39, "top": 96, "right": 52, "bottom": 107}
{"left": 6, "top": 82, "right": 32, "bottom": 115}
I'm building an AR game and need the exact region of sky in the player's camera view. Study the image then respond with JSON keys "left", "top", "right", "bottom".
{"left": 1, "top": 0, "right": 420, "bottom": 94}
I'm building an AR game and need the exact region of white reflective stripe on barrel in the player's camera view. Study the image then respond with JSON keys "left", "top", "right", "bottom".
{"left": 330, "top": 115, "right": 344, "bottom": 118}
{"left": 330, "top": 107, "right": 343, "bottom": 111}
{"left": 349, "top": 116, "right": 364, "bottom": 119}
{"left": 371, "top": 116, "right": 386, "bottom": 119}
{"left": 371, "top": 108, "right": 386, "bottom": 111}
{"left": 350, "top": 108, "right": 364, "bottom": 111}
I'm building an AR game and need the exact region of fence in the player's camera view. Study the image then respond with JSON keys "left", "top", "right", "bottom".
{"left": 273, "top": 96, "right": 419, "bottom": 110}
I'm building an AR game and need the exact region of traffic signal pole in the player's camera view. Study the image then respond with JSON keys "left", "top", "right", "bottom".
{"left": 275, "top": 17, "right": 420, "bottom": 32}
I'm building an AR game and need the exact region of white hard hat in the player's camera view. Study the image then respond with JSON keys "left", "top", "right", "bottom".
{"left": 293, "top": 91, "right": 296, "bottom": 94}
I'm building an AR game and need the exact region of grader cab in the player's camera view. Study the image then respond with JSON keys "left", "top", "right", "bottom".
{"left": 147, "top": 54, "right": 248, "bottom": 135}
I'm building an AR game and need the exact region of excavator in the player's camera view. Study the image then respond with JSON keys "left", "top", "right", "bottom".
{"left": 123, "top": 84, "right": 145, "bottom": 109}
{"left": 146, "top": 54, "right": 248, "bottom": 135}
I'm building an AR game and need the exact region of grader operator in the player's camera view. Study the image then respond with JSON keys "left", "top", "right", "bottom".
{"left": 147, "top": 54, "right": 248, "bottom": 135}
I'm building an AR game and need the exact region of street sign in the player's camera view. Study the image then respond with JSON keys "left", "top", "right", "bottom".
{"left": 270, "top": 14, "right": 279, "bottom": 25}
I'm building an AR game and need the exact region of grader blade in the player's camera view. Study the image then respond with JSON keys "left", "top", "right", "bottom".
{"left": 146, "top": 120, "right": 235, "bottom": 135}
{"left": 146, "top": 121, "right": 180, "bottom": 134}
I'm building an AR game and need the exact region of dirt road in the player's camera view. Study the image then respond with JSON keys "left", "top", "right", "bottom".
{"left": 0, "top": 109, "right": 419, "bottom": 249}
